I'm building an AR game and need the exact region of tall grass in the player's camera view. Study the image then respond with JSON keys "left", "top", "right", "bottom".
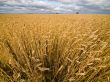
{"left": 0, "top": 14, "right": 110, "bottom": 82}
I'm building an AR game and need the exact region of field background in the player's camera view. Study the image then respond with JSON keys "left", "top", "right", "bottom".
{"left": 0, "top": 14, "right": 110, "bottom": 82}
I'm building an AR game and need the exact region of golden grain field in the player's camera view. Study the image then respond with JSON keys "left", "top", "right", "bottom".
{"left": 0, "top": 14, "right": 110, "bottom": 82}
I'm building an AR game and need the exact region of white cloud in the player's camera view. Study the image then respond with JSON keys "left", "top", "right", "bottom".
{"left": 0, "top": 0, "right": 110, "bottom": 13}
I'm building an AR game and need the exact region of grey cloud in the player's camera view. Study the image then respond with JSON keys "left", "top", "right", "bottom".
{"left": 0, "top": 0, "right": 110, "bottom": 13}
{"left": 56, "top": 0, "right": 110, "bottom": 13}
{"left": 0, "top": 0, "right": 55, "bottom": 13}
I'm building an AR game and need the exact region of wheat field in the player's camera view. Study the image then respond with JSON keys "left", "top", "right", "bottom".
{"left": 0, "top": 14, "right": 110, "bottom": 82}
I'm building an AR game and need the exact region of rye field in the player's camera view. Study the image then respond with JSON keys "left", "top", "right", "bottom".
{"left": 0, "top": 14, "right": 110, "bottom": 82}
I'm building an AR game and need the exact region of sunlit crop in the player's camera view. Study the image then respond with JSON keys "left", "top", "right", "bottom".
{"left": 0, "top": 14, "right": 110, "bottom": 82}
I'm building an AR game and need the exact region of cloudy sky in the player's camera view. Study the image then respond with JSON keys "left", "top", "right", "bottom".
{"left": 0, "top": 0, "right": 110, "bottom": 13}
